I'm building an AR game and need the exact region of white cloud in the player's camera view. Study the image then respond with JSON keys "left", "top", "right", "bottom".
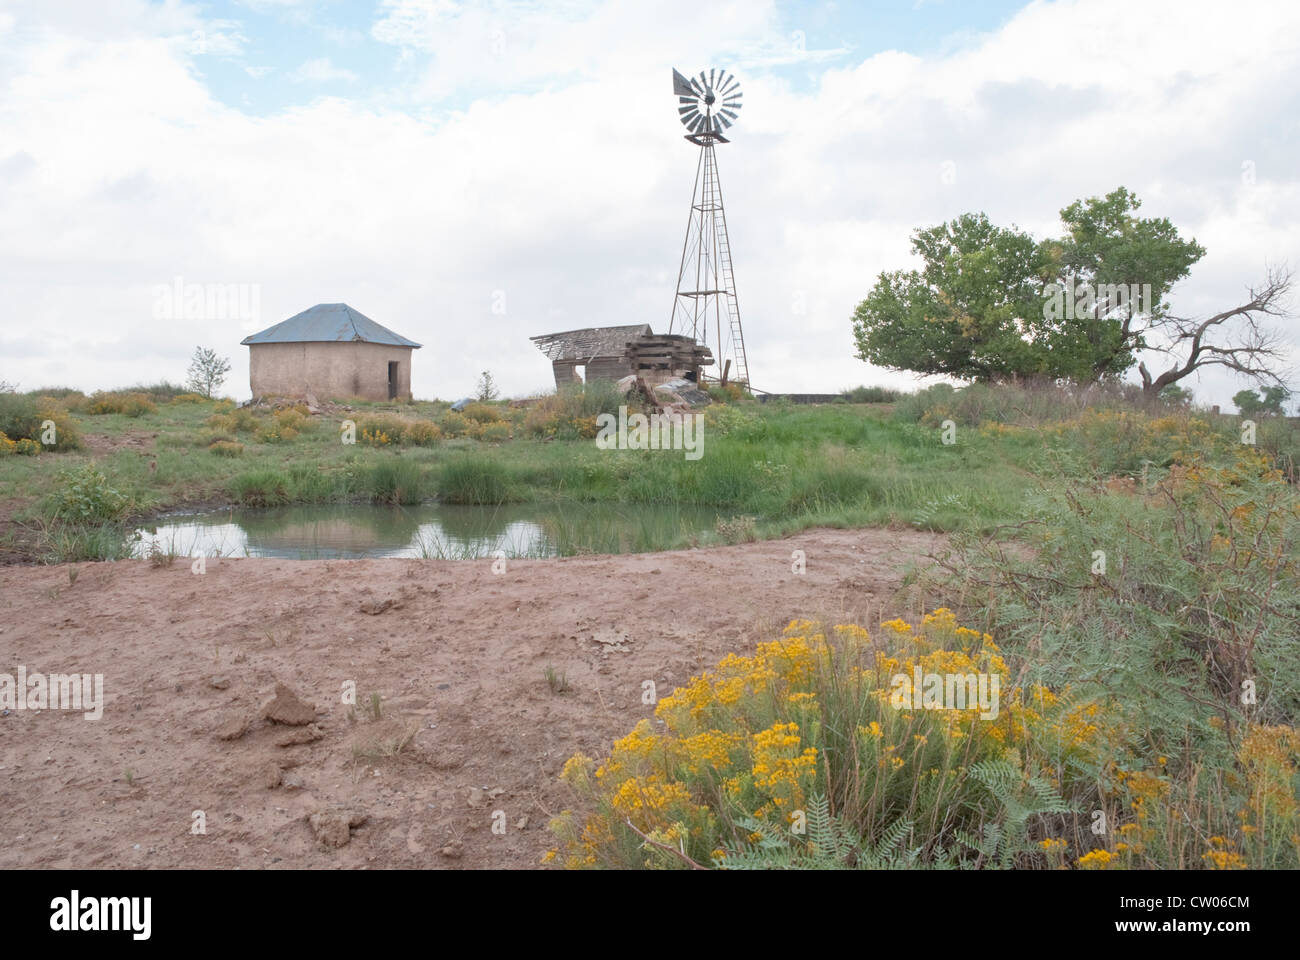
{"left": 289, "top": 56, "right": 359, "bottom": 84}
{"left": 0, "top": 0, "right": 1298, "bottom": 407}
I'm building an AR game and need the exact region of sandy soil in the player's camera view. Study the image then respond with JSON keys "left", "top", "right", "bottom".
{"left": 0, "top": 527, "right": 944, "bottom": 869}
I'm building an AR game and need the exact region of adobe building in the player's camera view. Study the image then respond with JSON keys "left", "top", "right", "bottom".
{"left": 241, "top": 303, "right": 421, "bottom": 401}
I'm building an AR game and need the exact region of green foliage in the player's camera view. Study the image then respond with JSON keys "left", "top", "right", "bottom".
{"left": 1234, "top": 385, "right": 1290, "bottom": 416}
{"left": 720, "top": 797, "right": 943, "bottom": 869}
{"left": 439, "top": 456, "right": 515, "bottom": 504}
{"left": 364, "top": 459, "right": 429, "bottom": 505}
{"left": 87, "top": 391, "right": 157, "bottom": 417}
{"left": 46, "top": 464, "right": 133, "bottom": 523}
{"left": 852, "top": 187, "right": 1207, "bottom": 385}
{"left": 187, "top": 347, "right": 232, "bottom": 399}
{"left": 840, "top": 385, "right": 903, "bottom": 403}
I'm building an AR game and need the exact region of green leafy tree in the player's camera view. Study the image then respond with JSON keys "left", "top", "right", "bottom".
{"left": 853, "top": 188, "right": 1293, "bottom": 395}
{"left": 1234, "top": 385, "right": 1290, "bottom": 416}
{"left": 852, "top": 214, "right": 1058, "bottom": 382}
{"left": 186, "top": 346, "right": 231, "bottom": 399}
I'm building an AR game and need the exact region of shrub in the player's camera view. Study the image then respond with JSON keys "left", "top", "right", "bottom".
{"left": 170, "top": 392, "right": 208, "bottom": 404}
{"left": 479, "top": 421, "right": 511, "bottom": 443}
{"left": 460, "top": 401, "right": 504, "bottom": 424}
{"left": 0, "top": 391, "right": 42, "bottom": 440}
{"left": 0, "top": 393, "right": 81, "bottom": 450}
{"left": 0, "top": 432, "right": 14, "bottom": 456}
{"left": 549, "top": 612, "right": 1100, "bottom": 870}
{"left": 404, "top": 419, "right": 442, "bottom": 446}
{"left": 359, "top": 414, "right": 407, "bottom": 446}
{"left": 841, "top": 385, "right": 903, "bottom": 403}
{"left": 438, "top": 411, "right": 472, "bottom": 438}
{"left": 46, "top": 464, "right": 132, "bottom": 523}
{"left": 87, "top": 391, "right": 157, "bottom": 417}
{"left": 13, "top": 437, "right": 41, "bottom": 455}
{"left": 209, "top": 440, "right": 244, "bottom": 457}
{"left": 522, "top": 382, "right": 631, "bottom": 440}
{"left": 206, "top": 409, "right": 259, "bottom": 434}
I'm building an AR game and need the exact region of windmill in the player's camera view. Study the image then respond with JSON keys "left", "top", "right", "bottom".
{"left": 668, "top": 68, "right": 750, "bottom": 388}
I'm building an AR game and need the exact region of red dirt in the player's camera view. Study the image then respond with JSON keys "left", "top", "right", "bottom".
{"left": 0, "top": 527, "right": 944, "bottom": 869}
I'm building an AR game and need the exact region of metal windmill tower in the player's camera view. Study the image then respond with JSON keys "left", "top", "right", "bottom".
{"left": 668, "top": 68, "right": 750, "bottom": 388}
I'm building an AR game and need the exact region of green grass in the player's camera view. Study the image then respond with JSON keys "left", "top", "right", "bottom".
{"left": 4, "top": 387, "right": 1293, "bottom": 563}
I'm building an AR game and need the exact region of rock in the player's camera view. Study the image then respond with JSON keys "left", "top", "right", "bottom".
{"left": 215, "top": 714, "right": 250, "bottom": 741}
{"left": 308, "top": 807, "right": 368, "bottom": 848}
{"left": 439, "top": 841, "right": 463, "bottom": 859}
{"left": 208, "top": 676, "right": 231, "bottom": 690}
{"left": 515, "top": 816, "right": 528, "bottom": 830}
{"left": 264, "top": 764, "right": 283, "bottom": 789}
{"left": 359, "top": 598, "right": 394, "bottom": 616}
{"left": 467, "top": 787, "right": 485, "bottom": 808}
{"left": 276, "top": 723, "right": 324, "bottom": 747}
{"left": 263, "top": 683, "right": 317, "bottom": 726}
{"left": 281, "top": 771, "right": 304, "bottom": 791}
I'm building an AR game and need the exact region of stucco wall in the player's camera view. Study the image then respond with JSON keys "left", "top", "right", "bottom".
{"left": 248, "top": 341, "right": 414, "bottom": 401}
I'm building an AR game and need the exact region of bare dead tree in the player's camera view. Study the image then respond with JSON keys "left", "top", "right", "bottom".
{"left": 1137, "top": 264, "right": 1294, "bottom": 396}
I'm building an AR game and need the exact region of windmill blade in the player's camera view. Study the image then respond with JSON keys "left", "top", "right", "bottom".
{"left": 672, "top": 68, "right": 695, "bottom": 96}
{"left": 718, "top": 76, "right": 740, "bottom": 97}
{"left": 678, "top": 104, "right": 697, "bottom": 116}
{"left": 709, "top": 68, "right": 716, "bottom": 93}
{"left": 680, "top": 109, "right": 701, "bottom": 128}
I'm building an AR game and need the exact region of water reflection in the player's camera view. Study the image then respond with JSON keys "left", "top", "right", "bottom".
{"left": 135, "top": 502, "right": 721, "bottom": 559}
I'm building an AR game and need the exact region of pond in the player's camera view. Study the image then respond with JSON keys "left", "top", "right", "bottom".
{"left": 133, "top": 502, "right": 728, "bottom": 560}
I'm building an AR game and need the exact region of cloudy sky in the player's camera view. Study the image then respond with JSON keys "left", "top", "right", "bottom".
{"left": 1, "top": 0, "right": 1297, "bottom": 405}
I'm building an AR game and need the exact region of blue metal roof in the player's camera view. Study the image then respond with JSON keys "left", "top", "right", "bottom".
{"left": 241, "top": 303, "right": 422, "bottom": 348}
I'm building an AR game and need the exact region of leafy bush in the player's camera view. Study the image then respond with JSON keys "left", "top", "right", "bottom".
{"left": 45, "top": 464, "right": 132, "bottom": 523}
{"left": 437, "top": 411, "right": 472, "bottom": 438}
{"left": 209, "top": 440, "right": 244, "bottom": 457}
{"left": 924, "top": 448, "right": 1300, "bottom": 868}
{"left": 522, "top": 382, "right": 630, "bottom": 440}
{"left": 170, "top": 392, "right": 209, "bottom": 404}
{"left": 478, "top": 421, "right": 511, "bottom": 443}
{"left": 87, "top": 391, "right": 157, "bottom": 417}
{"left": 206, "top": 409, "right": 259, "bottom": 434}
{"left": 460, "top": 401, "right": 504, "bottom": 424}
{"left": 404, "top": 419, "right": 442, "bottom": 446}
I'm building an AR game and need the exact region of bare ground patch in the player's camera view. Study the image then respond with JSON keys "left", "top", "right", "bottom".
{"left": 0, "top": 527, "right": 944, "bottom": 869}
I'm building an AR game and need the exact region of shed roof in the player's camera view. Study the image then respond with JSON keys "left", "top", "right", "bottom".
{"left": 241, "top": 303, "right": 421, "bottom": 348}
{"left": 529, "top": 324, "right": 652, "bottom": 362}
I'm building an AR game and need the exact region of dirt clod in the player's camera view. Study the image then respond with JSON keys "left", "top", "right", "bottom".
{"left": 263, "top": 683, "right": 317, "bottom": 726}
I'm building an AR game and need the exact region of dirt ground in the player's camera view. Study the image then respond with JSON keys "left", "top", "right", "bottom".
{"left": 0, "top": 527, "right": 944, "bottom": 869}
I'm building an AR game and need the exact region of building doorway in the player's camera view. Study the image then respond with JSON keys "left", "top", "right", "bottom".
{"left": 387, "top": 361, "right": 398, "bottom": 400}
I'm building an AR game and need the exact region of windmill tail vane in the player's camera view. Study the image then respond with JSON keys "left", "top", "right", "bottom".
{"left": 668, "top": 66, "right": 750, "bottom": 388}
